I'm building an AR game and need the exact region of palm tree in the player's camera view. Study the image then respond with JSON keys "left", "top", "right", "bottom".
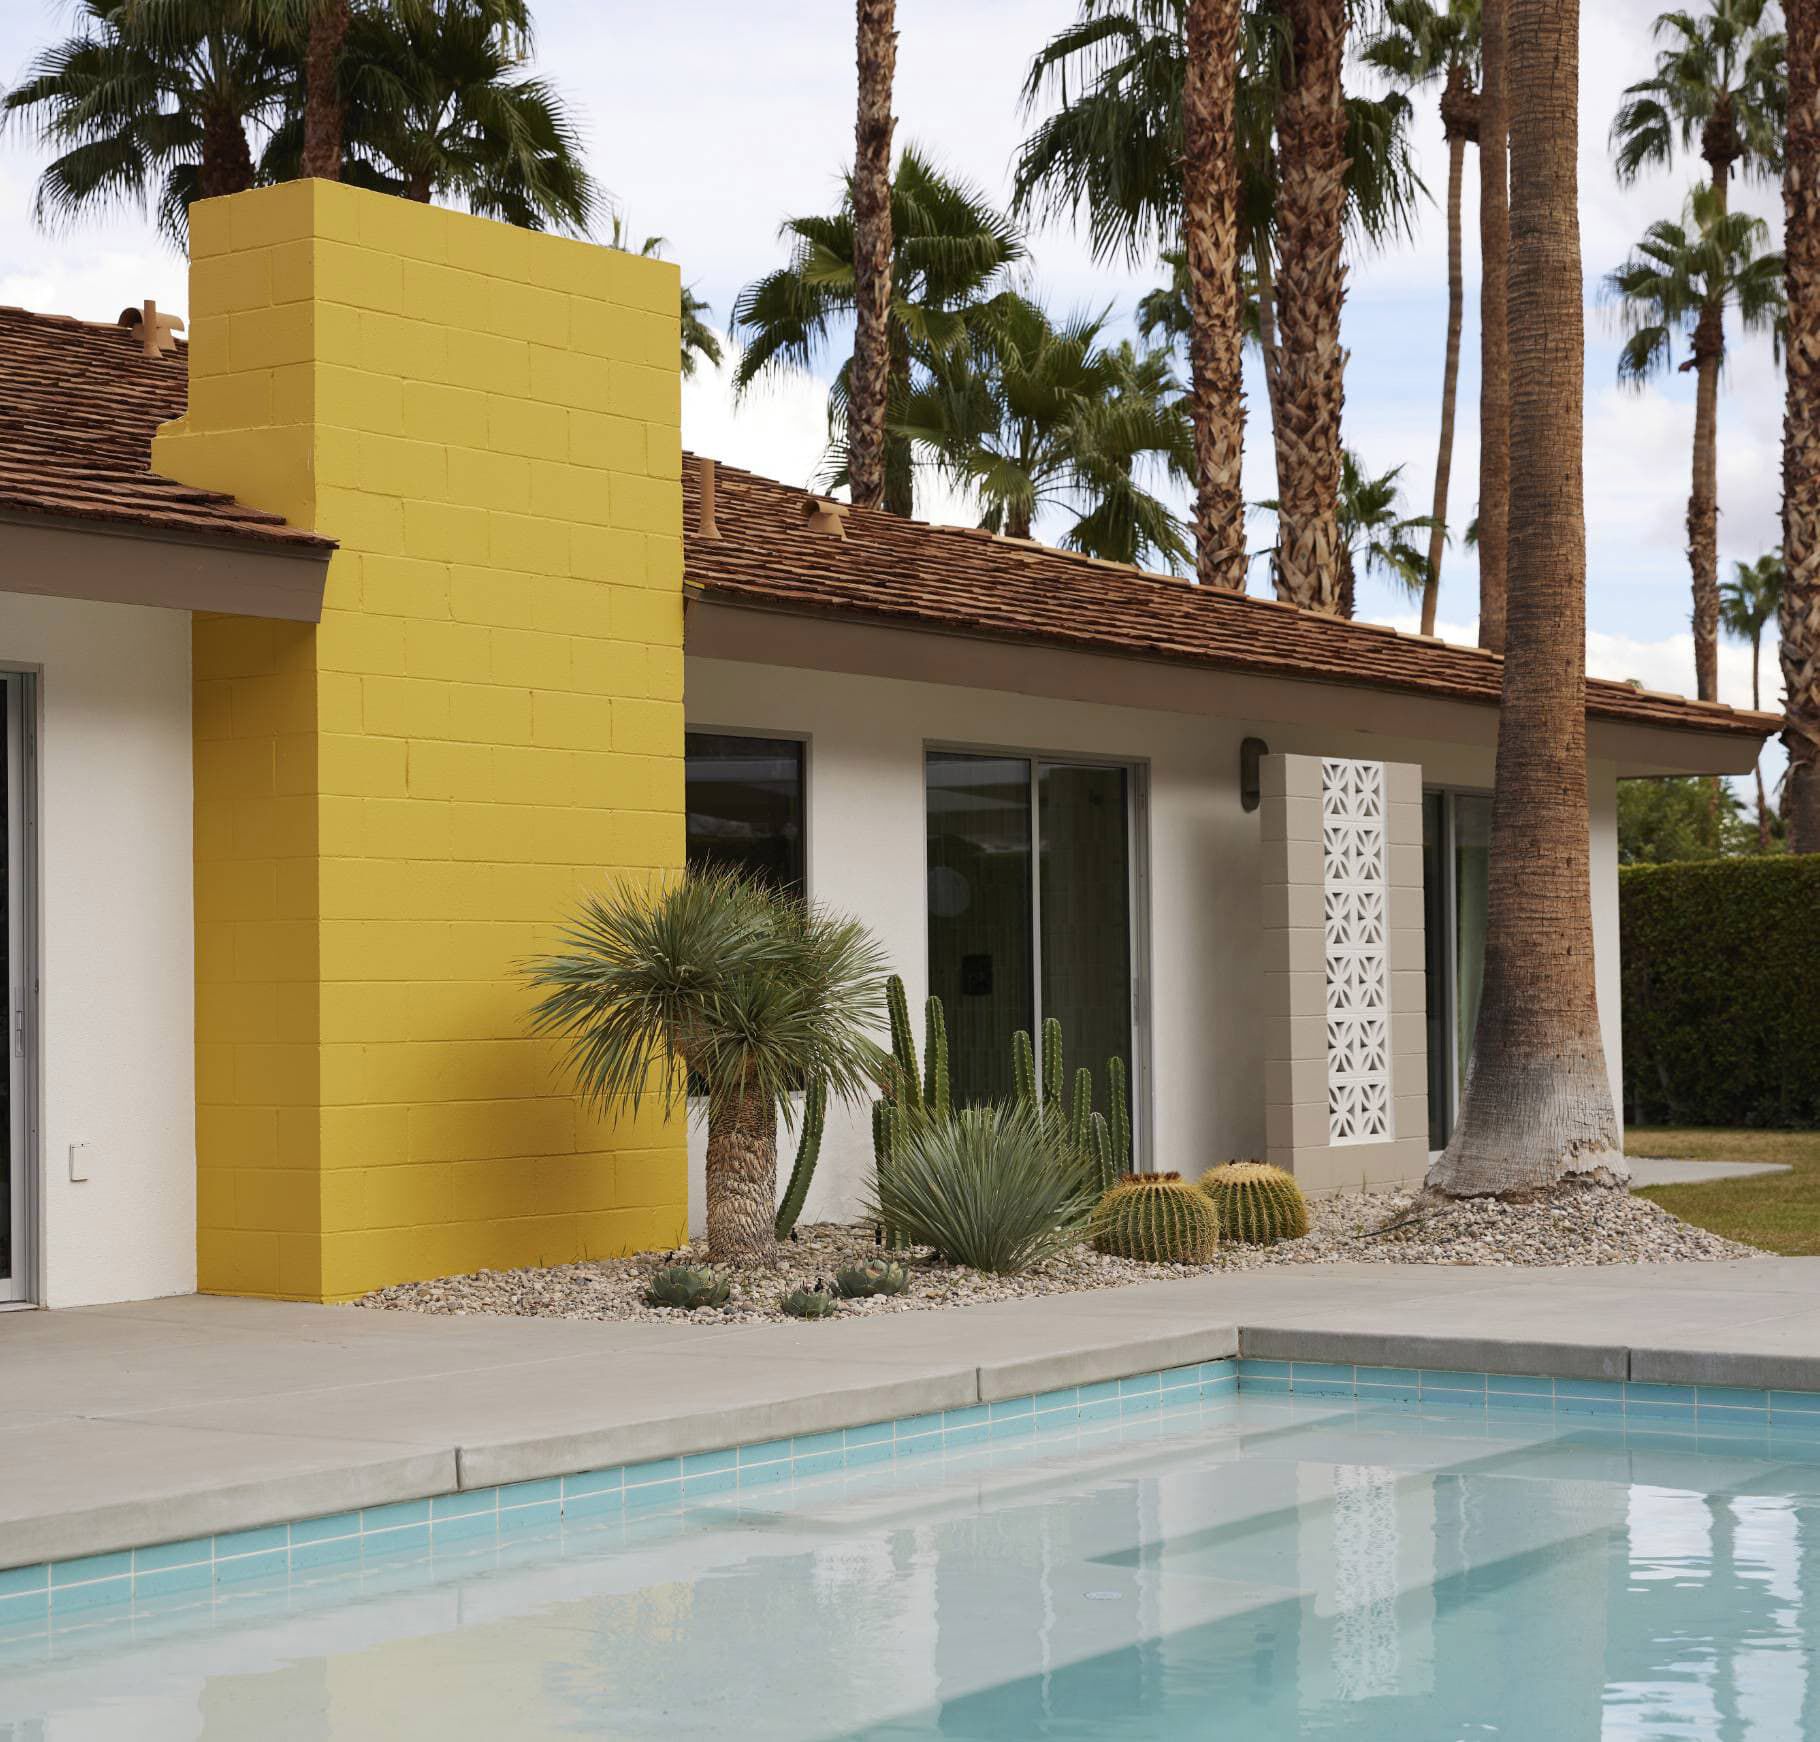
{"left": 1428, "top": 0, "right": 1625, "bottom": 1195}
{"left": 1783, "top": 0, "right": 1820, "bottom": 853}
{"left": 1475, "top": 0, "right": 1509, "bottom": 652}
{"left": 1181, "top": 0, "right": 1248, "bottom": 590}
{"left": 850, "top": 0, "right": 898, "bottom": 511}
{"left": 335, "top": 0, "right": 594, "bottom": 230}
{"left": 1013, "top": 0, "right": 1421, "bottom": 499}
{"left": 2, "top": 0, "right": 289, "bottom": 242}
{"left": 898, "top": 297, "right": 1194, "bottom": 567}
{"left": 1611, "top": 0, "right": 1785, "bottom": 221}
{"left": 1258, "top": 448, "right": 1434, "bottom": 617}
{"left": 1608, "top": 185, "right": 1783, "bottom": 702}
{"left": 527, "top": 871, "right": 887, "bottom": 1266}
{"left": 1720, "top": 550, "right": 1786, "bottom": 846}
{"left": 731, "top": 150, "right": 1025, "bottom": 518}
{"left": 298, "top": 0, "right": 351, "bottom": 179}
{"left": 1362, "top": 0, "right": 1480, "bottom": 635}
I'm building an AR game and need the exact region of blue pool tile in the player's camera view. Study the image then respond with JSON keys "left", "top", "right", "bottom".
{"left": 1289, "top": 1361, "right": 1357, "bottom": 1386}
{"left": 681, "top": 1449, "right": 736, "bottom": 1478}
{"left": 735, "top": 1456, "right": 793, "bottom": 1487}
{"left": 1697, "top": 1385, "right": 1770, "bottom": 1413}
{"left": 790, "top": 1431, "right": 846, "bottom": 1460}
{"left": 429, "top": 1511, "right": 499, "bottom": 1544}
{"left": 1031, "top": 1387, "right": 1079, "bottom": 1413}
{"left": 1773, "top": 1390, "right": 1820, "bottom": 1416}
{"left": 1242, "top": 1376, "right": 1292, "bottom": 1396}
{"left": 1077, "top": 1397, "right": 1121, "bottom": 1423}
{"left": 564, "top": 1466, "right": 624, "bottom": 1497}
{"left": 289, "top": 1513, "right": 360, "bottom": 1547}
{"left": 1358, "top": 1367, "right": 1421, "bottom": 1389}
{"left": 1486, "top": 1390, "right": 1556, "bottom": 1412}
{"left": 364, "top": 1522, "right": 430, "bottom": 1556}
{"left": 290, "top": 1535, "right": 362, "bottom": 1572}
{"left": 1077, "top": 1380, "right": 1121, "bottom": 1405}
{"left": 624, "top": 1457, "right": 682, "bottom": 1487}
{"left": 844, "top": 1439, "right": 894, "bottom": 1468}
{"left": 1118, "top": 1371, "right": 1161, "bottom": 1396}
{"left": 216, "top": 1548, "right": 292, "bottom": 1586}
{"left": 988, "top": 1416, "right": 1034, "bottom": 1443}
{"left": 1487, "top": 1374, "right": 1554, "bottom": 1397}
{"left": 1295, "top": 1378, "right": 1358, "bottom": 1400}
{"left": 562, "top": 1487, "right": 626, "bottom": 1519}
{"left": 1201, "top": 1376, "right": 1238, "bottom": 1400}
{"left": 362, "top": 1499, "right": 430, "bottom": 1532}
{"left": 893, "top": 1414, "right": 944, "bottom": 1441}
{"left": 50, "top": 1575, "right": 133, "bottom": 1615}
{"left": 1354, "top": 1380, "right": 1420, "bottom": 1403}
{"left": 989, "top": 1395, "right": 1034, "bottom": 1419}
{"left": 1031, "top": 1409, "right": 1080, "bottom": 1439}
{"left": 135, "top": 1537, "right": 214, "bottom": 1572}
{"left": 52, "top": 1551, "right": 133, "bottom": 1587}
{"left": 500, "top": 1478, "right": 562, "bottom": 1509}
{"left": 681, "top": 1468, "right": 737, "bottom": 1498}
{"left": 1626, "top": 1382, "right": 1695, "bottom": 1407}
{"left": 430, "top": 1490, "right": 496, "bottom": 1521}
{"left": 791, "top": 1450, "right": 844, "bottom": 1478}
{"left": 1238, "top": 1359, "right": 1290, "bottom": 1380}
{"left": 736, "top": 1437, "right": 794, "bottom": 1466}
{"left": 0, "top": 1564, "right": 48, "bottom": 1598}
{"left": 213, "top": 1525, "right": 290, "bottom": 1559}
{"left": 498, "top": 1500, "right": 563, "bottom": 1532}
{"left": 1420, "top": 1371, "right": 1488, "bottom": 1396}
{"left": 1157, "top": 1364, "right": 1201, "bottom": 1390}
{"left": 1120, "top": 1390, "right": 1160, "bottom": 1416}
{"left": 1557, "top": 1396, "right": 1623, "bottom": 1418}
{"left": 1772, "top": 1433, "right": 1820, "bottom": 1463}
{"left": 1625, "top": 1397, "right": 1696, "bottom": 1423}
{"left": 1770, "top": 1410, "right": 1820, "bottom": 1440}
{"left": 942, "top": 1406, "right": 989, "bottom": 1432}
{"left": 1197, "top": 1361, "right": 1235, "bottom": 1382}
{"left": 846, "top": 1421, "right": 893, "bottom": 1447}
{"left": 133, "top": 1561, "right": 215, "bottom": 1599}
{"left": 1556, "top": 1379, "right": 1623, "bottom": 1401}
{"left": 0, "top": 1588, "right": 49, "bottom": 1626}
{"left": 943, "top": 1423, "right": 989, "bottom": 1449}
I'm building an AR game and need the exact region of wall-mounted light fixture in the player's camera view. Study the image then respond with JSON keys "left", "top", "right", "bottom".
{"left": 1240, "top": 737, "right": 1269, "bottom": 813}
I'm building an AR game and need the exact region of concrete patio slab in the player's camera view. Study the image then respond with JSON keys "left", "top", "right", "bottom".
{"left": 8, "top": 1256, "right": 1820, "bottom": 1570}
{"left": 1627, "top": 1157, "right": 1793, "bottom": 1188}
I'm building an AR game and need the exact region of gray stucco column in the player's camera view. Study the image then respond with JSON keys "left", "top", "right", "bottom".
{"left": 1259, "top": 753, "right": 1429, "bottom": 1192}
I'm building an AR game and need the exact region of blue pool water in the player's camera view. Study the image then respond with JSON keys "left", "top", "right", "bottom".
{"left": 5, "top": 1390, "right": 1820, "bottom": 1739}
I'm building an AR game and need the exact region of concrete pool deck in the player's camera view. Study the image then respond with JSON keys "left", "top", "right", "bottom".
{"left": 8, "top": 1256, "right": 1820, "bottom": 1570}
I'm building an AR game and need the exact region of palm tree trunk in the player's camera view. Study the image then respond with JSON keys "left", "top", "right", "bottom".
{"left": 1422, "top": 70, "right": 1472, "bottom": 638}
{"left": 885, "top": 323, "right": 914, "bottom": 516}
{"left": 849, "top": 0, "right": 898, "bottom": 511}
{"left": 1183, "top": 0, "right": 1247, "bottom": 590}
{"left": 1782, "top": 0, "right": 1820, "bottom": 853}
{"left": 1476, "top": 0, "right": 1511, "bottom": 653}
{"left": 1270, "top": 0, "right": 1349, "bottom": 614}
{"left": 1428, "top": 0, "right": 1624, "bottom": 1197}
{"left": 300, "top": 0, "right": 351, "bottom": 181}
{"left": 704, "top": 1083, "right": 779, "bottom": 1264}
{"left": 1688, "top": 305, "right": 1724, "bottom": 703}
{"left": 199, "top": 106, "right": 256, "bottom": 200}
{"left": 1750, "top": 635, "right": 1771, "bottom": 848}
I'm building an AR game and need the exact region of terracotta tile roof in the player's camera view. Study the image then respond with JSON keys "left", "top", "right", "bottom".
{"left": 0, "top": 305, "right": 329, "bottom": 553}
{"left": 683, "top": 457, "right": 1778, "bottom": 742}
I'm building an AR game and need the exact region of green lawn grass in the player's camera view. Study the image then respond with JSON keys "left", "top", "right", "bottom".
{"left": 1631, "top": 1128, "right": 1820, "bottom": 1255}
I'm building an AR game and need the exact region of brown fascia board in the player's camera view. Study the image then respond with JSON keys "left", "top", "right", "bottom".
{"left": 0, "top": 510, "right": 331, "bottom": 623}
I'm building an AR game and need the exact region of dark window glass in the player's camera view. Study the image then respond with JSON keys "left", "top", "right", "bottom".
{"left": 685, "top": 733, "right": 805, "bottom": 892}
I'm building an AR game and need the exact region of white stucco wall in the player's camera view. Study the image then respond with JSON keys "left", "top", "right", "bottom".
{"left": 684, "top": 654, "right": 1630, "bottom": 1232}
{"left": 2, "top": 593, "right": 195, "bottom": 1307}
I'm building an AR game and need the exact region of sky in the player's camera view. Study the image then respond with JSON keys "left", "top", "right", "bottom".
{"left": 0, "top": 0, "right": 1790, "bottom": 776}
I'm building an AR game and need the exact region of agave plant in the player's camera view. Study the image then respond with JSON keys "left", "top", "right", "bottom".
{"left": 866, "top": 1103, "right": 1094, "bottom": 1276}
{"left": 527, "top": 868, "right": 887, "bottom": 1265}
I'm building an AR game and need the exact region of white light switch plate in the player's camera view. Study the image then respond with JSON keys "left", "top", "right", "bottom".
{"left": 68, "top": 1142, "right": 91, "bottom": 1183}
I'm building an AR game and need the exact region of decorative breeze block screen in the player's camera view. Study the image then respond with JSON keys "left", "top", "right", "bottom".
{"left": 1321, "top": 758, "right": 1392, "bottom": 1144}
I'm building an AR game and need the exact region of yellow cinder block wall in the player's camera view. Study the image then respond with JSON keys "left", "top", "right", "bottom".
{"left": 155, "top": 179, "right": 687, "bottom": 1301}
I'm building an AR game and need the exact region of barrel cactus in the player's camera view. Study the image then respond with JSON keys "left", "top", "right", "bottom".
{"left": 1199, "top": 1161, "right": 1309, "bottom": 1245}
{"left": 1090, "top": 1173, "right": 1219, "bottom": 1265}
{"left": 781, "top": 1284, "right": 839, "bottom": 1319}
{"left": 834, "top": 1257, "right": 909, "bottom": 1299}
{"left": 646, "top": 1264, "right": 732, "bottom": 1310}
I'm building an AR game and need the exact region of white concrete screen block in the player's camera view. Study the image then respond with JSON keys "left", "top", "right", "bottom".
{"left": 1321, "top": 758, "right": 1392, "bottom": 1146}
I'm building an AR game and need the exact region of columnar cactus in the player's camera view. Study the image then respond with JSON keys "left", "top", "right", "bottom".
{"left": 646, "top": 1265, "right": 732, "bottom": 1309}
{"left": 773, "top": 1075, "right": 828, "bottom": 1241}
{"left": 1069, "top": 1066, "right": 1093, "bottom": 1153}
{"left": 1087, "top": 1110, "right": 1116, "bottom": 1193}
{"left": 1090, "top": 1173, "right": 1219, "bottom": 1264}
{"left": 1106, "top": 1056, "right": 1131, "bottom": 1174}
{"left": 1012, "top": 1027, "right": 1037, "bottom": 1111}
{"left": 923, "top": 995, "right": 951, "bottom": 1120}
{"left": 884, "top": 974, "right": 923, "bottom": 1111}
{"left": 1199, "top": 1161, "right": 1310, "bottom": 1245}
{"left": 1041, "top": 1018, "right": 1065, "bottom": 1129}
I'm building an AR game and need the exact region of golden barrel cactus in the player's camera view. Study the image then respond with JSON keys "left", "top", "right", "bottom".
{"left": 1090, "top": 1173, "right": 1219, "bottom": 1264}
{"left": 1198, "top": 1161, "right": 1309, "bottom": 1244}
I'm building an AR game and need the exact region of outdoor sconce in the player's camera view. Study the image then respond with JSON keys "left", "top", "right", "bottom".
{"left": 1240, "top": 737, "right": 1269, "bottom": 813}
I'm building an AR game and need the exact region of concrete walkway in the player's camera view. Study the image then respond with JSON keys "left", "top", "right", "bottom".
{"left": 8, "top": 1256, "right": 1820, "bottom": 1570}
{"left": 1627, "top": 1157, "right": 1794, "bottom": 1187}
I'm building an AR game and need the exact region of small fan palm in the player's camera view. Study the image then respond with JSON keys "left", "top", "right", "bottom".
{"left": 1721, "top": 550, "right": 1786, "bottom": 846}
{"left": 1258, "top": 449, "right": 1434, "bottom": 617}
{"left": 526, "top": 870, "right": 888, "bottom": 1265}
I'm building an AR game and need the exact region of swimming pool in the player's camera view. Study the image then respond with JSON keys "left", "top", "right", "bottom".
{"left": 4, "top": 1386, "right": 1819, "bottom": 1739}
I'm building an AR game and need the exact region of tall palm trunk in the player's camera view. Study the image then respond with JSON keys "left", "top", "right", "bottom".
{"left": 1255, "top": 237, "right": 1288, "bottom": 492}
{"left": 1784, "top": 0, "right": 1820, "bottom": 852}
{"left": 1476, "top": 0, "right": 1510, "bottom": 652}
{"left": 1752, "top": 634, "right": 1771, "bottom": 849}
{"left": 1688, "top": 302, "right": 1724, "bottom": 702}
{"left": 1428, "top": 0, "right": 1624, "bottom": 1196}
{"left": 1422, "top": 61, "right": 1475, "bottom": 637}
{"left": 199, "top": 104, "right": 256, "bottom": 199}
{"left": 300, "top": 0, "right": 351, "bottom": 180}
{"left": 850, "top": 0, "right": 898, "bottom": 511}
{"left": 1271, "top": 0, "right": 1349, "bottom": 613}
{"left": 1183, "top": 0, "right": 1247, "bottom": 590}
{"left": 704, "top": 1084, "right": 779, "bottom": 1263}
{"left": 885, "top": 321, "right": 914, "bottom": 516}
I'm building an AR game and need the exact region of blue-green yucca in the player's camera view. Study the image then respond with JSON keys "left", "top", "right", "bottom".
{"left": 526, "top": 868, "right": 887, "bottom": 1265}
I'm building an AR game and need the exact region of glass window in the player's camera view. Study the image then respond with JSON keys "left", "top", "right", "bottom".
{"left": 685, "top": 733, "right": 805, "bottom": 892}
{"left": 1452, "top": 794, "right": 1492, "bottom": 1101}
{"left": 1422, "top": 788, "right": 1492, "bottom": 1149}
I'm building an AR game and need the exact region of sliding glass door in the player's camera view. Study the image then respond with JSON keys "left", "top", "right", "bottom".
{"left": 1422, "top": 788, "right": 1491, "bottom": 1149}
{"left": 925, "top": 750, "right": 1140, "bottom": 1128}
{"left": 2, "top": 674, "right": 29, "bottom": 1303}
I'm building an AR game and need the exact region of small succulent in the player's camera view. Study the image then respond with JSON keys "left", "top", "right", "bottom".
{"left": 781, "top": 1283, "right": 839, "bottom": 1319}
{"left": 833, "top": 1258, "right": 909, "bottom": 1299}
{"left": 646, "top": 1264, "right": 731, "bottom": 1310}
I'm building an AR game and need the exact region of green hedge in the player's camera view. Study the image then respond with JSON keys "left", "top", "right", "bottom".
{"left": 1620, "top": 857, "right": 1820, "bottom": 1129}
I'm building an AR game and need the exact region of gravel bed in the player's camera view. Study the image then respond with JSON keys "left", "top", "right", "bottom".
{"left": 357, "top": 1187, "right": 1762, "bottom": 1326}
